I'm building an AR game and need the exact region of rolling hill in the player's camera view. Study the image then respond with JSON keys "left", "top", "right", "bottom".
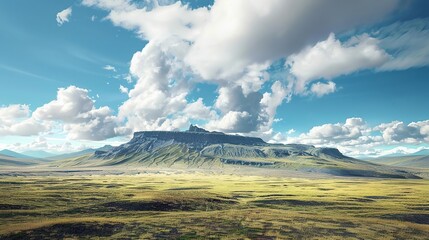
{"left": 370, "top": 155, "right": 429, "bottom": 168}
{"left": 0, "top": 149, "right": 34, "bottom": 159}
{"left": 50, "top": 125, "right": 419, "bottom": 179}
{"left": 0, "top": 154, "right": 46, "bottom": 166}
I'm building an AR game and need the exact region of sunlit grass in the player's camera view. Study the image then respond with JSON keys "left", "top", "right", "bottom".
{"left": 1, "top": 173, "right": 428, "bottom": 239}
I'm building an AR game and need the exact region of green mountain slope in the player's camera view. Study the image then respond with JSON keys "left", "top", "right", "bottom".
{"left": 0, "top": 149, "right": 34, "bottom": 159}
{"left": 49, "top": 126, "right": 420, "bottom": 179}
{"left": 370, "top": 155, "right": 429, "bottom": 168}
{"left": 0, "top": 154, "right": 44, "bottom": 166}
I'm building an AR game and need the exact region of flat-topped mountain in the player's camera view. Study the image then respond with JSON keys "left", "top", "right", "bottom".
{"left": 44, "top": 125, "right": 415, "bottom": 179}
{"left": 94, "top": 125, "right": 343, "bottom": 160}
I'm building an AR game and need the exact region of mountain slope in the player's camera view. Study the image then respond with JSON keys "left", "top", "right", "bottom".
{"left": 47, "top": 145, "right": 114, "bottom": 160}
{"left": 51, "top": 126, "right": 419, "bottom": 179}
{"left": 0, "top": 154, "right": 45, "bottom": 166}
{"left": 21, "top": 150, "right": 56, "bottom": 158}
{"left": 0, "top": 149, "right": 34, "bottom": 159}
{"left": 370, "top": 155, "right": 429, "bottom": 168}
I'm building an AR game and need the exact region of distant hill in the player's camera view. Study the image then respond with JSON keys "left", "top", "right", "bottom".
{"left": 0, "top": 149, "right": 34, "bottom": 159}
{"left": 370, "top": 155, "right": 429, "bottom": 168}
{"left": 0, "top": 153, "right": 47, "bottom": 166}
{"left": 48, "top": 145, "right": 113, "bottom": 160}
{"left": 50, "top": 125, "right": 419, "bottom": 179}
{"left": 22, "top": 150, "right": 56, "bottom": 158}
{"left": 411, "top": 149, "right": 429, "bottom": 156}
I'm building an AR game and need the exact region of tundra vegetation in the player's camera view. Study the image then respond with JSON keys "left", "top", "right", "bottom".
{"left": 0, "top": 172, "right": 428, "bottom": 239}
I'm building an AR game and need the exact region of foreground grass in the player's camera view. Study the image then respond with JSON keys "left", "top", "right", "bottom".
{"left": 0, "top": 172, "right": 428, "bottom": 239}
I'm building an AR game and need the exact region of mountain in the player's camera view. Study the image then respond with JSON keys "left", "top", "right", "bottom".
{"left": 377, "top": 148, "right": 429, "bottom": 158}
{"left": 0, "top": 154, "right": 35, "bottom": 166}
{"left": 411, "top": 149, "right": 429, "bottom": 156}
{"left": 370, "top": 155, "right": 429, "bottom": 168}
{"left": 22, "top": 150, "right": 56, "bottom": 158}
{"left": 0, "top": 149, "right": 34, "bottom": 159}
{"left": 368, "top": 148, "right": 429, "bottom": 168}
{"left": 0, "top": 153, "right": 49, "bottom": 166}
{"left": 52, "top": 125, "right": 419, "bottom": 179}
{"left": 48, "top": 145, "right": 114, "bottom": 160}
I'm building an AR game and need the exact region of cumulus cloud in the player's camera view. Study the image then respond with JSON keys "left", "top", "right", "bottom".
{"left": 0, "top": 105, "right": 48, "bottom": 136}
{"left": 287, "top": 33, "right": 390, "bottom": 94}
{"left": 377, "top": 120, "right": 429, "bottom": 143}
{"left": 206, "top": 86, "right": 262, "bottom": 133}
{"left": 186, "top": 0, "right": 398, "bottom": 81}
{"left": 310, "top": 81, "right": 336, "bottom": 97}
{"left": 118, "top": 39, "right": 194, "bottom": 131}
{"left": 184, "top": 98, "right": 216, "bottom": 120}
{"left": 278, "top": 118, "right": 429, "bottom": 158}
{"left": 34, "top": 86, "right": 94, "bottom": 122}
{"left": 56, "top": 7, "right": 72, "bottom": 26}
{"left": 119, "top": 85, "right": 128, "bottom": 94}
{"left": 34, "top": 86, "right": 118, "bottom": 140}
{"left": 86, "top": 0, "right": 209, "bottom": 41}
{"left": 82, "top": 0, "right": 400, "bottom": 134}
{"left": 284, "top": 18, "right": 429, "bottom": 96}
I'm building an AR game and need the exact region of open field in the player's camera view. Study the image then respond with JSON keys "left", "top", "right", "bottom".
{"left": 0, "top": 171, "right": 428, "bottom": 239}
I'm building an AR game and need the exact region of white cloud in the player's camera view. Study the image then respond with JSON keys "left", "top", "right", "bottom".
{"left": 287, "top": 33, "right": 389, "bottom": 94}
{"left": 184, "top": 98, "right": 216, "bottom": 120}
{"left": 0, "top": 105, "right": 48, "bottom": 136}
{"left": 64, "top": 106, "right": 118, "bottom": 141}
{"left": 33, "top": 86, "right": 94, "bottom": 122}
{"left": 206, "top": 111, "right": 252, "bottom": 133}
{"left": 103, "top": 65, "right": 116, "bottom": 72}
{"left": 124, "top": 74, "right": 133, "bottom": 83}
{"left": 185, "top": 0, "right": 398, "bottom": 81}
{"left": 207, "top": 86, "right": 263, "bottom": 133}
{"left": 99, "top": 1, "right": 209, "bottom": 41}
{"left": 0, "top": 104, "right": 30, "bottom": 122}
{"left": 82, "top": 0, "right": 135, "bottom": 11}
{"left": 275, "top": 118, "right": 429, "bottom": 158}
{"left": 376, "top": 18, "right": 429, "bottom": 71}
{"left": 119, "top": 85, "right": 128, "bottom": 94}
{"left": 33, "top": 86, "right": 118, "bottom": 140}
{"left": 377, "top": 120, "right": 429, "bottom": 143}
{"left": 82, "top": 0, "right": 400, "bottom": 134}
{"left": 56, "top": 7, "right": 72, "bottom": 26}
{"left": 118, "top": 39, "right": 193, "bottom": 132}
{"left": 259, "top": 81, "right": 289, "bottom": 131}
{"left": 310, "top": 81, "right": 336, "bottom": 97}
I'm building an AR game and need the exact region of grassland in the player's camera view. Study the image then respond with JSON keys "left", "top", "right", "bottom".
{"left": 0, "top": 172, "right": 428, "bottom": 239}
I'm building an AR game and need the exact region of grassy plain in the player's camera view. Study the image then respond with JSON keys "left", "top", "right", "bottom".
{"left": 0, "top": 172, "right": 428, "bottom": 239}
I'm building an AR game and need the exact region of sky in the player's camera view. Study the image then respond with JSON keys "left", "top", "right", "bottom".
{"left": 0, "top": 0, "right": 429, "bottom": 158}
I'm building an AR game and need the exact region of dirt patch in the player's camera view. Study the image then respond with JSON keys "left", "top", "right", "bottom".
{"left": 101, "top": 198, "right": 238, "bottom": 212}
{"left": 349, "top": 197, "right": 375, "bottom": 203}
{"left": 1, "top": 222, "right": 125, "bottom": 240}
{"left": 0, "top": 204, "right": 34, "bottom": 210}
{"left": 168, "top": 187, "right": 211, "bottom": 191}
{"left": 251, "top": 199, "right": 335, "bottom": 207}
{"left": 381, "top": 214, "right": 429, "bottom": 225}
{"left": 260, "top": 194, "right": 296, "bottom": 197}
{"left": 365, "top": 196, "right": 393, "bottom": 200}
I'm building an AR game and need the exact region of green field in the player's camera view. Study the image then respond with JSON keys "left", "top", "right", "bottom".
{"left": 1, "top": 172, "right": 428, "bottom": 239}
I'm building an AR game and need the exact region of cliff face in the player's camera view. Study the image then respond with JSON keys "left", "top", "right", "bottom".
{"left": 131, "top": 131, "right": 266, "bottom": 149}
{"left": 95, "top": 126, "right": 266, "bottom": 159}
{"left": 94, "top": 125, "right": 345, "bottom": 161}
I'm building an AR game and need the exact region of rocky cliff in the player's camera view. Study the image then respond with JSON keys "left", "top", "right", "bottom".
{"left": 95, "top": 125, "right": 344, "bottom": 160}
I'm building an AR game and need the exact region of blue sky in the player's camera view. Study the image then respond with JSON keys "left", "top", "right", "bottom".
{"left": 0, "top": 0, "right": 428, "bottom": 158}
